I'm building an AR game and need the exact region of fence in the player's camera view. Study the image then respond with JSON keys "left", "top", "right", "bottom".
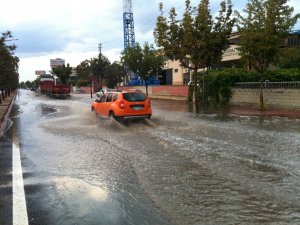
{"left": 231, "top": 83, "right": 300, "bottom": 109}
{"left": 235, "top": 81, "right": 300, "bottom": 89}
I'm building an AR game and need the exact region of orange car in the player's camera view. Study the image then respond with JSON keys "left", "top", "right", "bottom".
{"left": 91, "top": 90, "right": 152, "bottom": 120}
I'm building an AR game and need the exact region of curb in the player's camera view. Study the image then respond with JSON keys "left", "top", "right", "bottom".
{"left": 0, "top": 92, "right": 16, "bottom": 138}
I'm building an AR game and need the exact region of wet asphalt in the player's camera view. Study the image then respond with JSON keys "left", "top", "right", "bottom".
{"left": 1, "top": 89, "right": 300, "bottom": 225}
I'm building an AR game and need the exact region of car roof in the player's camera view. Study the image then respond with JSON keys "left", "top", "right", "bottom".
{"left": 104, "top": 89, "right": 144, "bottom": 94}
{"left": 105, "top": 89, "right": 122, "bottom": 93}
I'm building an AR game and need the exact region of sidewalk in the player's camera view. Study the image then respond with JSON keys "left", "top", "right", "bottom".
{"left": 227, "top": 105, "right": 300, "bottom": 118}
{"left": 0, "top": 92, "right": 16, "bottom": 138}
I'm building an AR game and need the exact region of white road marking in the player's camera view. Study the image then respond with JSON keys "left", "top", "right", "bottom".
{"left": 13, "top": 132, "right": 29, "bottom": 225}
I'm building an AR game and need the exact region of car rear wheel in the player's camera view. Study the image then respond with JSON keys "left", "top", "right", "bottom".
{"left": 109, "top": 111, "right": 115, "bottom": 118}
{"left": 110, "top": 111, "right": 124, "bottom": 122}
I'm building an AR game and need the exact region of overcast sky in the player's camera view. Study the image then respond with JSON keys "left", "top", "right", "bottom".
{"left": 1, "top": 0, "right": 299, "bottom": 82}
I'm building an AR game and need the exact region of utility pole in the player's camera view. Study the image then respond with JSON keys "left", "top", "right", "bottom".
{"left": 98, "top": 43, "right": 102, "bottom": 90}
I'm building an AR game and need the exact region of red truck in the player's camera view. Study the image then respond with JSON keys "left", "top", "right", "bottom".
{"left": 40, "top": 74, "right": 70, "bottom": 98}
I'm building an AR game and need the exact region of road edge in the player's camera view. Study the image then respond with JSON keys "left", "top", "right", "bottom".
{"left": 0, "top": 91, "right": 17, "bottom": 138}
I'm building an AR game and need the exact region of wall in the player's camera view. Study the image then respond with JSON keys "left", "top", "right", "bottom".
{"left": 118, "top": 86, "right": 152, "bottom": 95}
{"left": 230, "top": 88, "right": 300, "bottom": 109}
{"left": 118, "top": 85, "right": 189, "bottom": 101}
{"left": 80, "top": 84, "right": 300, "bottom": 109}
{"left": 79, "top": 86, "right": 91, "bottom": 94}
{"left": 152, "top": 85, "right": 188, "bottom": 97}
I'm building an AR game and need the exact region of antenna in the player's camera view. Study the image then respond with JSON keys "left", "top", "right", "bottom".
{"left": 123, "top": 0, "right": 135, "bottom": 49}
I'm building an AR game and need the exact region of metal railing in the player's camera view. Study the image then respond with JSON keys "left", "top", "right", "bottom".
{"left": 234, "top": 81, "right": 300, "bottom": 89}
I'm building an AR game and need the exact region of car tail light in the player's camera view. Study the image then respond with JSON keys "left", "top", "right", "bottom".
{"left": 119, "top": 100, "right": 125, "bottom": 109}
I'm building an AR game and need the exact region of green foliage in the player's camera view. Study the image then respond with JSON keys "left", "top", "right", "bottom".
{"left": 154, "top": 0, "right": 235, "bottom": 103}
{"left": 278, "top": 48, "right": 300, "bottom": 69}
{"left": 75, "top": 55, "right": 111, "bottom": 89}
{"left": 205, "top": 68, "right": 300, "bottom": 105}
{"left": 206, "top": 69, "right": 250, "bottom": 105}
{"left": 19, "top": 81, "right": 25, "bottom": 89}
{"left": 19, "top": 78, "right": 40, "bottom": 89}
{"left": 264, "top": 69, "right": 300, "bottom": 81}
{"left": 235, "top": 0, "right": 299, "bottom": 74}
{"left": 104, "top": 62, "right": 124, "bottom": 88}
{"left": 71, "top": 79, "right": 90, "bottom": 87}
{"left": 235, "top": 0, "right": 300, "bottom": 109}
{"left": 121, "top": 42, "right": 164, "bottom": 81}
{"left": 76, "top": 60, "right": 91, "bottom": 80}
{"left": 51, "top": 63, "right": 72, "bottom": 84}
{"left": 0, "top": 31, "right": 19, "bottom": 89}
{"left": 188, "top": 84, "right": 193, "bottom": 102}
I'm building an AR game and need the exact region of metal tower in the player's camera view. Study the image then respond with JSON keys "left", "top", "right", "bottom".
{"left": 123, "top": 0, "right": 135, "bottom": 49}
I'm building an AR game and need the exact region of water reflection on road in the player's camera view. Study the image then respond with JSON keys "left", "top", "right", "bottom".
{"left": 16, "top": 90, "right": 300, "bottom": 224}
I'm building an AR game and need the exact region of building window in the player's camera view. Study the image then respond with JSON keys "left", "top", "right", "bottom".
{"left": 174, "top": 69, "right": 178, "bottom": 73}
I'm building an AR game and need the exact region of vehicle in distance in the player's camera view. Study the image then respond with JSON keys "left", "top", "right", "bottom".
{"left": 96, "top": 88, "right": 121, "bottom": 98}
{"left": 40, "top": 74, "right": 70, "bottom": 98}
{"left": 91, "top": 90, "right": 152, "bottom": 120}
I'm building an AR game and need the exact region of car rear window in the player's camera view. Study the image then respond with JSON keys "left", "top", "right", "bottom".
{"left": 122, "top": 93, "right": 147, "bottom": 102}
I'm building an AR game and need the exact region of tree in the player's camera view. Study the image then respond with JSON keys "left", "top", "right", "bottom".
{"left": 51, "top": 63, "right": 72, "bottom": 84}
{"left": 0, "top": 31, "right": 19, "bottom": 90}
{"left": 154, "top": 0, "right": 234, "bottom": 106}
{"left": 25, "top": 80, "right": 32, "bottom": 89}
{"left": 278, "top": 48, "right": 300, "bottom": 69}
{"left": 104, "top": 62, "right": 124, "bottom": 88}
{"left": 75, "top": 56, "right": 110, "bottom": 92}
{"left": 235, "top": 0, "right": 300, "bottom": 110}
{"left": 90, "top": 56, "right": 110, "bottom": 90}
{"left": 75, "top": 59, "right": 92, "bottom": 87}
{"left": 121, "top": 42, "right": 164, "bottom": 95}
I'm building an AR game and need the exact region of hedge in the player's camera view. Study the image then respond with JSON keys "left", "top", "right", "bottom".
{"left": 191, "top": 68, "right": 300, "bottom": 105}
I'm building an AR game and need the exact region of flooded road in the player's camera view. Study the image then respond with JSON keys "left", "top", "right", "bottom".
{"left": 12, "top": 90, "right": 300, "bottom": 224}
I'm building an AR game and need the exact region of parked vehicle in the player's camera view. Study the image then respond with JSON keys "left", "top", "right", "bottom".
{"left": 91, "top": 90, "right": 152, "bottom": 121}
{"left": 96, "top": 88, "right": 121, "bottom": 98}
{"left": 40, "top": 74, "right": 70, "bottom": 98}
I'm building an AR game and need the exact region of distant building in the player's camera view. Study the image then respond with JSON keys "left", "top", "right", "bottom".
{"left": 50, "top": 58, "right": 65, "bottom": 69}
{"left": 160, "top": 60, "right": 190, "bottom": 85}
{"left": 35, "top": 70, "right": 46, "bottom": 76}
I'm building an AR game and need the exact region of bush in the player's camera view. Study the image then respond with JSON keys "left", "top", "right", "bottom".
{"left": 204, "top": 68, "right": 300, "bottom": 105}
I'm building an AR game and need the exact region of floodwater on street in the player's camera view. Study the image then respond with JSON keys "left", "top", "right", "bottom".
{"left": 12, "top": 90, "right": 300, "bottom": 224}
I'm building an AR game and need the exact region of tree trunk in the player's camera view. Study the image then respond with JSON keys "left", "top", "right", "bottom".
{"left": 90, "top": 81, "right": 93, "bottom": 99}
{"left": 2, "top": 89, "right": 5, "bottom": 100}
{"left": 145, "top": 82, "right": 149, "bottom": 96}
{"left": 193, "top": 71, "right": 200, "bottom": 113}
{"left": 99, "top": 76, "right": 103, "bottom": 90}
{"left": 206, "top": 70, "right": 210, "bottom": 108}
{"left": 259, "top": 74, "right": 264, "bottom": 110}
{"left": 202, "top": 75, "right": 205, "bottom": 107}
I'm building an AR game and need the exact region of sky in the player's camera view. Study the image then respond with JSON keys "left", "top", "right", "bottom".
{"left": 1, "top": 0, "right": 299, "bottom": 82}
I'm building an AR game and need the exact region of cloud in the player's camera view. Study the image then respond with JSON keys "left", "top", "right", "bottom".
{"left": 1, "top": 0, "right": 299, "bottom": 82}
